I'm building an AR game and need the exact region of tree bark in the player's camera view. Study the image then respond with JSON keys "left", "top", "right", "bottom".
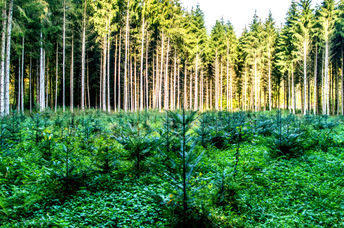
{"left": 118, "top": 30, "right": 122, "bottom": 111}
{"left": 81, "top": 0, "right": 86, "bottom": 110}
{"left": 140, "top": 4, "right": 145, "bottom": 111}
{"left": 0, "top": 1, "right": 6, "bottom": 116}
{"left": 63, "top": 0, "right": 66, "bottom": 112}
{"left": 4, "top": 0, "right": 13, "bottom": 115}
{"left": 39, "top": 32, "right": 45, "bottom": 111}
{"left": 55, "top": 43, "right": 59, "bottom": 112}
{"left": 70, "top": 33, "right": 74, "bottom": 112}
{"left": 124, "top": 0, "right": 130, "bottom": 112}
{"left": 314, "top": 45, "right": 318, "bottom": 115}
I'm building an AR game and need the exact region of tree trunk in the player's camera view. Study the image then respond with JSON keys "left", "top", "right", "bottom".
{"left": 184, "top": 62, "right": 187, "bottom": 109}
{"left": 140, "top": 4, "right": 145, "bottom": 111}
{"left": 124, "top": 0, "right": 130, "bottom": 112}
{"left": 159, "top": 33, "right": 164, "bottom": 111}
{"left": 164, "top": 37, "right": 170, "bottom": 111}
{"left": 18, "top": 59, "right": 21, "bottom": 112}
{"left": 145, "top": 32, "right": 149, "bottom": 110}
{"left": 107, "top": 26, "right": 110, "bottom": 112}
{"left": 81, "top": 0, "right": 86, "bottom": 110}
{"left": 303, "top": 40, "right": 307, "bottom": 115}
{"left": 40, "top": 32, "right": 45, "bottom": 111}
{"left": 4, "top": 0, "right": 13, "bottom": 115}
{"left": 118, "top": 30, "right": 122, "bottom": 111}
{"left": 55, "top": 43, "right": 59, "bottom": 112}
{"left": 70, "top": 33, "right": 74, "bottom": 112}
{"left": 194, "top": 53, "right": 199, "bottom": 110}
{"left": 0, "top": 1, "right": 6, "bottom": 116}
{"left": 114, "top": 35, "right": 118, "bottom": 111}
{"left": 325, "top": 40, "right": 329, "bottom": 115}
{"left": 87, "top": 55, "right": 90, "bottom": 108}
{"left": 314, "top": 45, "right": 318, "bottom": 115}
{"left": 29, "top": 55, "right": 32, "bottom": 113}
{"left": 341, "top": 50, "right": 343, "bottom": 115}
{"left": 268, "top": 54, "right": 272, "bottom": 111}
{"left": 63, "top": 0, "right": 66, "bottom": 112}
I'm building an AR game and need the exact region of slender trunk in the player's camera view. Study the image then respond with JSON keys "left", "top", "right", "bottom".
{"left": 226, "top": 54, "right": 229, "bottom": 111}
{"left": 254, "top": 56, "right": 258, "bottom": 112}
{"left": 140, "top": 5, "right": 145, "bottom": 111}
{"left": 177, "top": 60, "right": 180, "bottom": 109}
{"left": 70, "top": 33, "right": 74, "bottom": 112}
{"left": 87, "top": 55, "right": 90, "bottom": 108}
{"left": 63, "top": 0, "right": 66, "bottom": 112}
{"left": 341, "top": 50, "right": 344, "bottom": 115}
{"left": 0, "top": 1, "right": 6, "bottom": 116}
{"left": 194, "top": 53, "right": 199, "bottom": 110}
{"left": 114, "top": 35, "right": 118, "bottom": 111}
{"left": 124, "top": 0, "right": 130, "bottom": 112}
{"left": 268, "top": 53, "right": 272, "bottom": 111}
{"left": 107, "top": 26, "right": 110, "bottom": 112}
{"left": 159, "top": 33, "right": 164, "bottom": 111}
{"left": 29, "top": 55, "right": 32, "bottom": 113}
{"left": 215, "top": 52, "right": 218, "bottom": 110}
{"left": 184, "top": 62, "right": 187, "bottom": 109}
{"left": 291, "top": 64, "right": 296, "bottom": 114}
{"left": 81, "top": 0, "right": 86, "bottom": 110}
{"left": 46, "top": 54, "right": 49, "bottom": 109}
{"left": 189, "top": 69, "right": 192, "bottom": 109}
{"left": 325, "top": 40, "right": 329, "bottom": 115}
{"left": 40, "top": 32, "right": 45, "bottom": 111}
{"left": 173, "top": 53, "right": 176, "bottom": 110}
{"left": 303, "top": 40, "right": 307, "bottom": 115}
{"left": 55, "top": 43, "right": 59, "bottom": 112}
{"left": 134, "top": 57, "right": 137, "bottom": 111}
{"left": 18, "top": 58, "right": 21, "bottom": 112}
{"left": 314, "top": 45, "right": 318, "bottom": 115}
{"left": 118, "top": 30, "right": 122, "bottom": 111}
{"left": 145, "top": 32, "right": 149, "bottom": 109}
{"left": 4, "top": 0, "right": 13, "bottom": 115}
{"left": 164, "top": 37, "right": 170, "bottom": 110}
{"left": 102, "top": 36, "right": 107, "bottom": 111}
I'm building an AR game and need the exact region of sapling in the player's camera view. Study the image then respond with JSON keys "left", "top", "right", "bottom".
{"left": 165, "top": 109, "right": 204, "bottom": 223}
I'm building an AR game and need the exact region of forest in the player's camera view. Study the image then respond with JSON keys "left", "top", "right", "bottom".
{"left": 0, "top": 0, "right": 344, "bottom": 227}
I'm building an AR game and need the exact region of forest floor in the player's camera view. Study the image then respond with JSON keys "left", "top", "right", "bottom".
{"left": 1, "top": 110, "right": 344, "bottom": 227}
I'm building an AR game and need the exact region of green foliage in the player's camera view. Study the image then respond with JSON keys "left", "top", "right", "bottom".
{"left": 0, "top": 110, "right": 343, "bottom": 227}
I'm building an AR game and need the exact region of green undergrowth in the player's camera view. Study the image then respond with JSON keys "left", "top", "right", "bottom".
{"left": 0, "top": 109, "right": 343, "bottom": 227}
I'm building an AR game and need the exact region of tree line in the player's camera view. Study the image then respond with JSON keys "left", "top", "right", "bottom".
{"left": 0, "top": 0, "right": 343, "bottom": 116}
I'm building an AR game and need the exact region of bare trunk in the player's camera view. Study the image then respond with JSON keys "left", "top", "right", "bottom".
{"left": 325, "top": 40, "right": 330, "bottom": 115}
{"left": 102, "top": 36, "right": 107, "bottom": 111}
{"left": 159, "top": 34, "right": 164, "bottom": 111}
{"left": 164, "top": 37, "right": 170, "bottom": 110}
{"left": 55, "top": 43, "right": 59, "bottom": 112}
{"left": 314, "top": 45, "right": 318, "bottom": 115}
{"left": 40, "top": 32, "right": 45, "bottom": 111}
{"left": 4, "top": 0, "right": 13, "bottom": 115}
{"left": 70, "top": 33, "right": 74, "bottom": 112}
{"left": 62, "top": 0, "right": 66, "bottom": 112}
{"left": 118, "top": 30, "right": 122, "bottom": 110}
{"left": 124, "top": 0, "right": 130, "bottom": 112}
{"left": 81, "top": 0, "right": 86, "bottom": 110}
{"left": 303, "top": 41, "right": 307, "bottom": 115}
{"left": 107, "top": 26, "right": 110, "bottom": 112}
{"left": 194, "top": 53, "right": 199, "bottom": 110}
{"left": 140, "top": 5, "right": 145, "bottom": 111}
{"left": 341, "top": 50, "right": 344, "bottom": 115}
{"left": 114, "top": 35, "right": 118, "bottom": 111}
{"left": 29, "top": 55, "right": 32, "bottom": 113}
{"left": 0, "top": 1, "right": 6, "bottom": 116}
{"left": 145, "top": 32, "right": 149, "bottom": 109}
